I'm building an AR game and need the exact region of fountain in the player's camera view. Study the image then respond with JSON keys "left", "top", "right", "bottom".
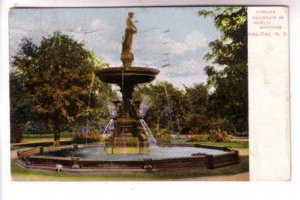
{"left": 95, "top": 12, "right": 159, "bottom": 154}
{"left": 16, "top": 13, "right": 240, "bottom": 173}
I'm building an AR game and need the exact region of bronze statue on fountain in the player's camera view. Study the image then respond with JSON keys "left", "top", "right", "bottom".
{"left": 121, "top": 12, "right": 137, "bottom": 69}
{"left": 95, "top": 12, "right": 160, "bottom": 154}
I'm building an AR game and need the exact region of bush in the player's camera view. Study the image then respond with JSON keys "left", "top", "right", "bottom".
{"left": 186, "top": 115, "right": 236, "bottom": 135}
{"left": 156, "top": 133, "right": 171, "bottom": 141}
{"left": 73, "top": 132, "right": 101, "bottom": 144}
{"left": 208, "top": 129, "right": 231, "bottom": 142}
{"left": 210, "top": 118, "right": 236, "bottom": 134}
{"left": 187, "top": 134, "right": 208, "bottom": 142}
{"left": 10, "top": 123, "right": 23, "bottom": 143}
{"left": 188, "top": 114, "right": 211, "bottom": 134}
{"left": 24, "top": 121, "right": 53, "bottom": 135}
{"left": 155, "top": 129, "right": 171, "bottom": 141}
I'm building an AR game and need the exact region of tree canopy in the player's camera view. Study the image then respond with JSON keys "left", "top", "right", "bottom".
{"left": 199, "top": 7, "right": 248, "bottom": 132}
{"left": 134, "top": 82, "right": 190, "bottom": 134}
{"left": 185, "top": 83, "right": 208, "bottom": 116}
{"left": 12, "top": 32, "right": 106, "bottom": 145}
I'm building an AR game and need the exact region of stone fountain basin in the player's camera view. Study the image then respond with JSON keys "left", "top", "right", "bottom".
{"left": 95, "top": 67, "right": 160, "bottom": 85}
{"left": 17, "top": 144, "right": 239, "bottom": 173}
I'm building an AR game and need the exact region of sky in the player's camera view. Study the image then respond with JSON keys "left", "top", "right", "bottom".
{"left": 9, "top": 7, "right": 220, "bottom": 89}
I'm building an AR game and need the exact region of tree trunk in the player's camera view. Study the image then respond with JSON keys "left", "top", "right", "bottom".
{"left": 54, "top": 131, "right": 61, "bottom": 147}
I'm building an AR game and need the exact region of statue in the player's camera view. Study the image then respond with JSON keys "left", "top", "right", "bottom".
{"left": 121, "top": 12, "right": 137, "bottom": 69}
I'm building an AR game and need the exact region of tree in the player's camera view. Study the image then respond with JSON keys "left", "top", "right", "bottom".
{"left": 67, "top": 54, "right": 118, "bottom": 133}
{"left": 134, "top": 82, "right": 189, "bottom": 134}
{"left": 199, "top": 7, "right": 248, "bottom": 132}
{"left": 10, "top": 40, "right": 38, "bottom": 142}
{"left": 12, "top": 32, "right": 97, "bottom": 146}
{"left": 185, "top": 83, "right": 208, "bottom": 116}
{"left": 79, "top": 75, "right": 118, "bottom": 132}
{"left": 10, "top": 71, "right": 33, "bottom": 125}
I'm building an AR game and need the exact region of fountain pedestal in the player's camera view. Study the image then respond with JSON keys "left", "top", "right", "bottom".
{"left": 95, "top": 13, "right": 159, "bottom": 154}
{"left": 103, "top": 112, "right": 150, "bottom": 154}
{"left": 96, "top": 67, "right": 159, "bottom": 154}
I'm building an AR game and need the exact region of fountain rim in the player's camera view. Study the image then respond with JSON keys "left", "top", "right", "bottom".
{"left": 95, "top": 66, "right": 160, "bottom": 74}
{"left": 16, "top": 144, "right": 240, "bottom": 173}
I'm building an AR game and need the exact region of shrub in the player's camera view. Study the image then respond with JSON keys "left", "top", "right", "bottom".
{"left": 155, "top": 129, "right": 171, "bottom": 141}
{"left": 73, "top": 132, "right": 101, "bottom": 144}
{"left": 156, "top": 133, "right": 171, "bottom": 141}
{"left": 208, "top": 129, "right": 231, "bottom": 142}
{"left": 210, "top": 118, "right": 236, "bottom": 134}
{"left": 10, "top": 123, "right": 23, "bottom": 143}
{"left": 188, "top": 114, "right": 211, "bottom": 134}
{"left": 187, "top": 134, "right": 209, "bottom": 142}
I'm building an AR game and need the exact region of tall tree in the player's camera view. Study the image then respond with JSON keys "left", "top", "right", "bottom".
{"left": 12, "top": 32, "right": 97, "bottom": 146}
{"left": 134, "top": 82, "right": 189, "bottom": 134}
{"left": 80, "top": 75, "right": 118, "bottom": 132}
{"left": 185, "top": 83, "right": 208, "bottom": 116}
{"left": 10, "top": 71, "right": 33, "bottom": 125}
{"left": 199, "top": 7, "right": 248, "bottom": 132}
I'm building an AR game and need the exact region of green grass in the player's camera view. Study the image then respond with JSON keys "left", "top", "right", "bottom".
{"left": 16, "top": 132, "right": 73, "bottom": 144}
{"left": 11, "top": 155, "right": 248, "bottom": 181}
{"left": 23, "top": 132, "right": 75, "bottom": 138}
{"left": 22, "top": 138, "right": 72, "bottom": 143}
{"left": 198, "top": 141, "right": 248, "bottom": 149}
{"left": 173, "top": 140, "right": 248, "bottom": 149}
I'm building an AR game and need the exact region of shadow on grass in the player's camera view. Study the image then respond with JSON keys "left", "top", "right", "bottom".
{"left": 11, "top": 155, "right": 249, "bottom": 181}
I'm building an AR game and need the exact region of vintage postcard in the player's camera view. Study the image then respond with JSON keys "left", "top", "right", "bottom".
{"left": 6, "top": 5, "right": 289, "bottom": 185}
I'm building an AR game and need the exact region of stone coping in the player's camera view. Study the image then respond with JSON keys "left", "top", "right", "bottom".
{"left": 16, "top": 144, "right": 240, "bottom": 173}
{"left": 96, "top": 66, "right": 160, "bottom": 74}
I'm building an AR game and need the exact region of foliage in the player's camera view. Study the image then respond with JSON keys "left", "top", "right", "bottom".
{"left": 23, "top": 121, "right": 53, "bottom": 135}
{"left": 73, "top": 132, "right": 102, "bottom": 144}
{"left": 155, "top": 134, "right": 172, "bottom": 141}
{"left": 10, "top": 123, "right": 24, "bottom": 143}
{"left": 187, "top": 134, "right": 208, "bottom": 142}
{"left": 12, "top": 32, "right": 100, "bottom": 146}
{"left": 74, "top": 75, "right": 117, "bottom": 133}
{"left": 188, "top": 114, "right": 211, "bottom": 134}
{"left": 155, "top": 129, "right": 172, "bottom": 141}
{"left": 199, "top": 7, "right": 248, "bottom": 132}
{"left": 209, "top": 118, "right": 236, "bottom": 134}
{"left": 186, "top": 114, "right": 235, "bottom": 135}
{"left": 208, "top": 129, "right": 231, "bottom": 142}
{"left": 134, "top": 82, "right": 190, "bottom": 133}
{"left": 185, "top": 83, "right": 208, "bottom": 116}
{"left": 9, "top": 71, "right": 33, "bottom": 125}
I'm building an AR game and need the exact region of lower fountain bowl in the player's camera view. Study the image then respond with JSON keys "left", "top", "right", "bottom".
{"left": 17, "top": 144, "right": 240, "bottom": 173}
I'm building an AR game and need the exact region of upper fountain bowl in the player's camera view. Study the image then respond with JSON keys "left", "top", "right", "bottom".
{"left": 95, "top": 67, "right": 160, "bottom": 85}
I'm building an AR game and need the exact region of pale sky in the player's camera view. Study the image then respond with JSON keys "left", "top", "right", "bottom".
{"left": 9, "top": 7, "right": 220, "bottom": 89}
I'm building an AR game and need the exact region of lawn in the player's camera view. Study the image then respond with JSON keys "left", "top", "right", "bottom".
{"left": 198, "top": 141, "right": 248, "bottom": 149}
{"left": 22, "top": 132, "right": 73, "bottom": 141}
{"left": 22, "top": 137, "right": 72, "bottom": 143}
{"left": 15, "top": 132, "right": 73, "bottom": 144}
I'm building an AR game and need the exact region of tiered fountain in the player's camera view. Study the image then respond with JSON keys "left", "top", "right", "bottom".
{"left": 95, "top": 12, "right": 159, "bottom": 154}
{"left": 17, "top": 13, "right": 239, "bottom": 172}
